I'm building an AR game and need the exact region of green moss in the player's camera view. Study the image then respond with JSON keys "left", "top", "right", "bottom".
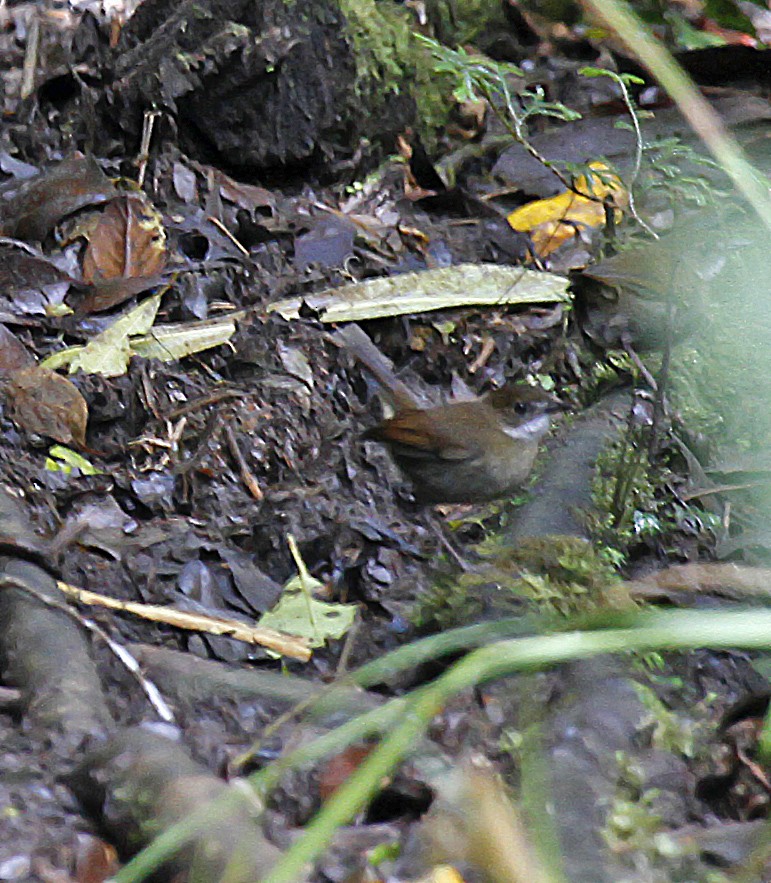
{"left": 603, "top": 772, "right": 728, "bottom": 880}
{"left": 413, "top": 535, "right": 632, "bottom": 629}
{"left": 597, "top": 683, "right": 727, "bottom": 878}
{"left": 603, "top": 781, "right": 665, "bottom": 855}
{"left": 504, "top": 536, "right": 632, "bottom": 616}
{"left": 423, "top": 0, "right": 508, "bottom": 46}
{"left": 339, "top": 0, "right": 452, "bottom": 140}
{"left": 411, "top": 562, "right": 528, "bottom": 630}
{"left": 632, "top": 682, "right": 698, "bottom": 757}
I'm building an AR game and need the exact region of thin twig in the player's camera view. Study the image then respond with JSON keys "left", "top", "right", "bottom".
{"left": 20, "top": 10, "right": 40, "bottom": 100}
{"left": 335, "top": 618, "right": 361, "bottom": 677}
{"left": 288, "top": 533, "right": 319, "bottom": 636}
{"left": 611, "top": 73, "right": 657, "bottom": 238}
{"left": 57, "top": 580, "right": 312, "bottom": 661}
{"left": 206, "top": 215, "right": 250, "bottom": 256}
{"left": 137, "top": 110, "right": 161, "bottom": 188}
{"left": 468, "top": 336, "right": 496, "bottom": 374}
{"left": 224, "top": 423, "right": 264, "bottom": 501}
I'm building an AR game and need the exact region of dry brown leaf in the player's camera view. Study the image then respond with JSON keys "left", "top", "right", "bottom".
{"left": 0, "top": 244, "right": 76, "bottom": 309}
{"left": 71, "top": 273, "right": 169, "bottom": 316}
{"left": 83, "top": 194, "right": 167, "bottom": 283}
{"left": 211, "top": 168, "right": 275, "bottom": 212}
{"left": 6, "top": 364, "right": 88, "bottom": 445}
{"left": 173, "top": 161, "right": 198, "bottom": 202}
{"left": 0, "top": 154, "right": 118, "bottom": 241}
{"left": 0, "top": 324, "right": 35, "bottom": 377}
{"left": 318, "top": 743, "right": 376, "bottom": 802}
{"left": 74, "top": 834, "right": 119, "bottom": 883}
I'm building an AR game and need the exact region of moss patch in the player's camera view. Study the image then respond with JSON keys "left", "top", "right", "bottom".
{"left": 340, "top": 0, "right": 453, "bottom": 143}
{"left": 413, "top": 534, "right": 632, "bottom": 629}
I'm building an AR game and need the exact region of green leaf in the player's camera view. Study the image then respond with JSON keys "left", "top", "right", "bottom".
{"left": 259, "top": 592, "right": 357, "bottom": 649}
{"left": 258, "top": 533, "right": 357, "bottom": 649}
{"left": 580, "top": 67, "right": 645, "bottom": 87}
{"left": 45, "top": 445, "right": 103, "bottom": 475}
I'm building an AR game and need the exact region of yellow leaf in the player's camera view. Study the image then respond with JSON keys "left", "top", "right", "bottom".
{"left": 507, "top": 162, "right": 627, "bottom": 257}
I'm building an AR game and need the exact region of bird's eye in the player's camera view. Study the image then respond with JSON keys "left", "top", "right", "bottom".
{"left": 514, "top": 402, "right": 528, "bottom": 415}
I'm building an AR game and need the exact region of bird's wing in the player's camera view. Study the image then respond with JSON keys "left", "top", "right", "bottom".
{"left": 366, "top": 410, "right": 478, "bottom": 461}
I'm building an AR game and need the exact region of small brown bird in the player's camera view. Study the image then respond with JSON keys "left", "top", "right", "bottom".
{"left": 333, "top": 325, "right": 560, "bottom": 504}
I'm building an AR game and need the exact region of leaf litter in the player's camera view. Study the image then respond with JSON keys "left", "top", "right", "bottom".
{"left": 3, "top": 5, "right": 771, "bottom": 879}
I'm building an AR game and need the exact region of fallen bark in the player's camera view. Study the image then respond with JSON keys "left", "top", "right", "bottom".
{"left": 0, "top": 487, "right": 282, "bottom": 878}
{"left": 132, "top": 642, "right": 378, "bottom": 723}
{"left": 69, "top": 726, "right": 282, "bottom": 881}
{"left": 0, "top": 555, "right": 112, "bottom": 739}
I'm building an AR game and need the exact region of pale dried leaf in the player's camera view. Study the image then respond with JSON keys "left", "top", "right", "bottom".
{"left": 268, "top": 263, "right": 570, "bottom": 322}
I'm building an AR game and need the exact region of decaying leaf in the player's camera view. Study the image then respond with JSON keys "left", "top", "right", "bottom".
{"left": 82, "top": 194, "right": 167, "bottom": 283}
{"left": 258, "top": 534, "right": 357, "bottom": 649}
{"left": 41, "top": 295, "right": 241, "bottom": 377}
{"left": 6, "top": 365, "right": 88, "bottom": 445}
{"left": 73, "top": 833, "right": 120, "bottom": 883}
{"left": 173, "top": 161, "right": 198, "bottom": 203}
{"left": 293, "top": 215, "right": 356, "bottom": 270}
{"left": 268, "top": 262, "right": 570, "bottom": 322}
{"left": 507, "top": 162, "right": 627, "bottom": 258}
{"left": 131, "top": 312, "right": 241, "bottom": 362}
{"left": 211, "top": 167, "right": 276, "bottom": 213}
{"left": 70, "top": 194, "right": 169, "bottom": 314}
{"left": 277, "top": 341, "right": 313, "bottom": 386}
{"left": 0, "top": 324, "right": 35, "bottom": 377}
{"left": 258, "top": 590, "right": 357, "bottom": 649}
{"left": 0, "top": 245, "right": 75, "bottom": 314}
{"left": 42, "top": 294, "right": 163, "bottom": 377}
{"left": 70, "top": 273, "right": 170, "bottom": 316}
{"left": 0, "top": 154, "right": 118, "bottom": 241}
{"left": 318, "top": 744, "right": 376, "bottom": 802}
